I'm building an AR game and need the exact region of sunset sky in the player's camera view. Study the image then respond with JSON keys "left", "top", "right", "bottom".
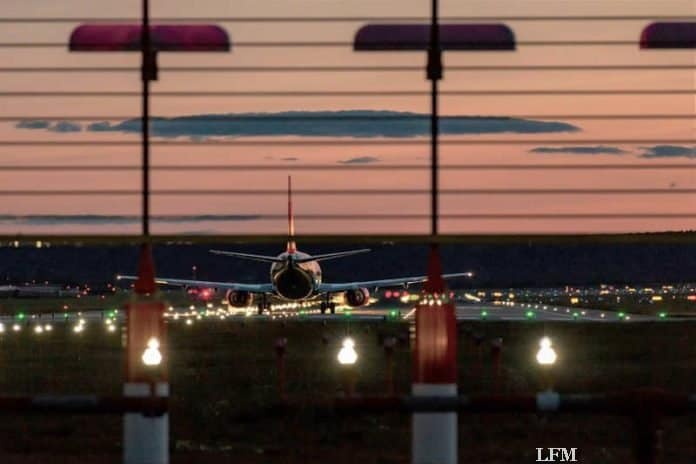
{"left": 1, "top": 0, "right": 694, "bottom": 236}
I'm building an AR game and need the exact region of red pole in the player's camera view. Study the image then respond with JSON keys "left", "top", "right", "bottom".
{"left": 412, "top": 244, "right": 457, "bottom": 464}
{"left": 124, "top": 244, "right": 168, "bottom": 464}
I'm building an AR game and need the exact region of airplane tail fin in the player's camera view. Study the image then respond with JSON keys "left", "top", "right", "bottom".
{"left": 287, "top": 175, "right": 297, "bottom": 254}
{"left": 294, "top": 249, "right": 371, "bottom": 263}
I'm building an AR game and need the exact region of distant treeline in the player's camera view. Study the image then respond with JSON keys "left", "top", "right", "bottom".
{"left": 1, "top": 242, "right": 695, "bottom": 288}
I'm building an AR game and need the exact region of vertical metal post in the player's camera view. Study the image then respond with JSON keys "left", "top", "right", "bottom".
{"left": 141, "top": 0, "right": 151, "bottom": 237}
{"left": 427, "top": 0, "right": 442, "bottom": 237}
{"left": 124, "top": 3, "right": 169, "bottom": 463}
{"left": 413, "top": 4, "right": 457, "bottom": 463}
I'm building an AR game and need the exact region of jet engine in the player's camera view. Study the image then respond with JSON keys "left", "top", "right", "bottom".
{"left": 226, "top": 290, "right": 253, "bottom": 307}
{"left": 344, "top": 288, "right": 370, "bottom": 307}
{"left": 187, "top": 287, "right": 217, "bottom": 302}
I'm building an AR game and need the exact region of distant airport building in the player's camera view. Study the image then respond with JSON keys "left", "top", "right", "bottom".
{"left": 0, "top": 285, "right": 80, "bottom": 298}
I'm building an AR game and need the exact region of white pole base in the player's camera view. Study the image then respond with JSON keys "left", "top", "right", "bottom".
{"left": 412, "top": 383, "right": 457, "bottom": 464}
{"left": 123, "top": 382, "right": 169, "bottom": 464}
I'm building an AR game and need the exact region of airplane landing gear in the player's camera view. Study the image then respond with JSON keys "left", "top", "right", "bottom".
{"left": 257, "top": 295, "right": 268, "bottom": 315}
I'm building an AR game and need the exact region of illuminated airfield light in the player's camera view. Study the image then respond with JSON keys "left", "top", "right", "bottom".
{"left": 142, "top": 337, "right": 163, "bottom": 366}
{"left": 44, "top": 324, "right": 52, "bottom": 332}
{"left": 12, "top": 324, "right": 21, "bottom": 332}
{"left": 73, "top": 324, "right": 84, "bottom": 333}
{"left": 337, "top": 338, "right": 358, "bottom": 365}
{"left": 0, "top": 323, "right": 4, "bottom": 333}
{"left": 536, "top": 337, "right": 557, "bottom": 365}
{"left": 186, "top": 319, "right": 193, "bottom": 326}
{"left": 107, "top": 324, "right": 116, "bottom": 333}
{"left": 34, "top": 325, "right": 44, "bottom": 334}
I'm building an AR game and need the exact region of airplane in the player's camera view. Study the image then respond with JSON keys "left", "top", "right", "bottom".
{"left": 118, "top": 177, "right": 473, "bottom": 315}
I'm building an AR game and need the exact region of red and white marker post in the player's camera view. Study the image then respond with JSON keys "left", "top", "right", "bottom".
{"left": 353, "top": 20, "right": 514, "bottom": 462}
{"left": 123, "top": 244, "right": 168, "bottom": 464}
{"left": 412, "top": 245, "right": 458, "bottom": 464}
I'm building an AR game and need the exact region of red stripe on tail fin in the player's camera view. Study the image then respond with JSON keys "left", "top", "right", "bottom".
{"left": 287, "top": 176, "right": 297, "bottom": 254}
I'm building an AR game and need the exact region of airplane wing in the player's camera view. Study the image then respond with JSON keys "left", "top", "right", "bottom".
{"left": 316, "top": 272, "right": 473, "bottom": 293}
{"left": 116, "top": 275, "right": 274, "bottom": 293}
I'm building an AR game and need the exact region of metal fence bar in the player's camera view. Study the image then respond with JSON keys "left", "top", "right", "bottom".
{"left": 4, "top": 114, "right": 694, "bottom": 121}
{"left": 0, "top": 395, "right": 168, "bottom": 415}
{"left": 1, "top": 15, "right": 695, "bottom": 23}
{"left": 1, "top": 189, "right": 696, "bottom": 196}
{"left": 2, "top": 164, "right": 694, "bottom": 171}
{"left": 4, "top": 89, "right": 695, "bottom": 97}
{"left": 1, "top": 139, "right": 693, "bottom": 146}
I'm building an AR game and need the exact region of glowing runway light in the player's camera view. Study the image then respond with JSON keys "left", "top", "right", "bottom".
{"left": 186, "top": 319, "right": 193, "bottom": 326}
{"left": 536, "top": 337, "right": 557, "bottom": 365}
{"left": 0, "top": 323, "right": 4, "bottom": 333}
{"left": 107, "top": 324, "right": 116, "bottom": 333}
{"left": 12, "top": 324, "right": 21, "bottom": 332}
{"left": 658, "top": 312, "right": 668, "bottom": 319}
{"left": 44, "top": 324, "right": 52, "bottom": 332}
{"left": 142, "top": 337, "right": 163, "bottom": 367}
{"left": 337, "top": 338, "right": 358, "bottom": 365}
{"left": 73, "top": 324, "right": 84, "bottom": 333}
{"left": 34, "top": 325, "right": 44, "bottom": 334}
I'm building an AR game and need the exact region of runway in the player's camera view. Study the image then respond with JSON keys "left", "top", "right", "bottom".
{"left": 0, "top": 301, "right": 681, "bottom": 330}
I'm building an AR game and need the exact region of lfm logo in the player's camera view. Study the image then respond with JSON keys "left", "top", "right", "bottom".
{"left": 536, "top": 448, "right": 578, "bottom": 462}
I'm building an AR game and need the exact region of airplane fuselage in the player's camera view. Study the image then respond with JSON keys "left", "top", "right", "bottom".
{"left": 270, "top": 251, "right": 322, "bottom": 300}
